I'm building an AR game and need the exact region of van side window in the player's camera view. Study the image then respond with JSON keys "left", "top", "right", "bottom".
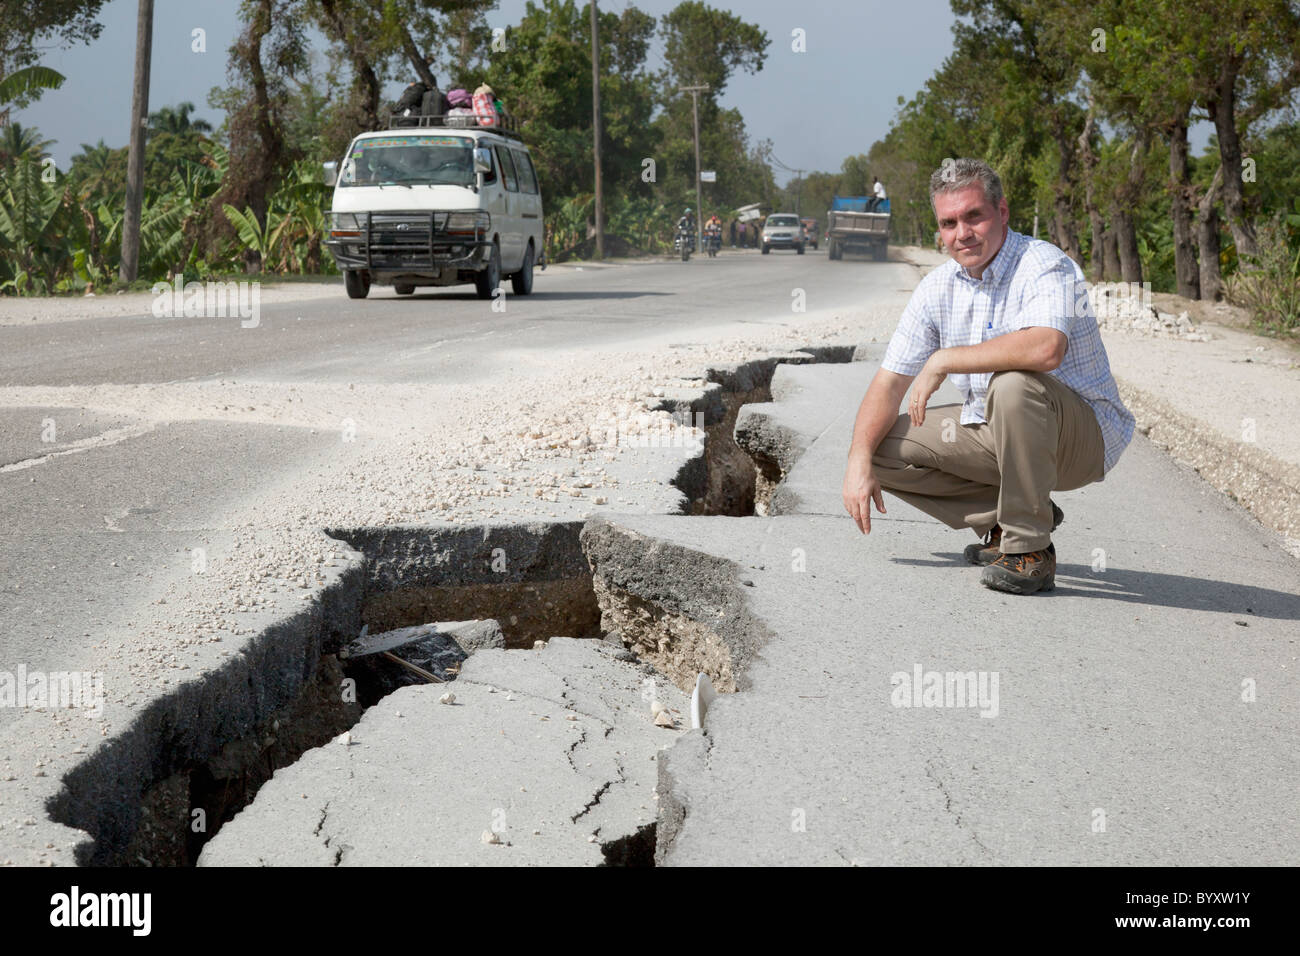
{"left": 479, "top": 145, "right": 497, "bottom": 184}
{"left": 495, "top": 146, "right": 518, "bottom": 192}
{"left": 513, "top": 150, "right": 539, "bottom": 194}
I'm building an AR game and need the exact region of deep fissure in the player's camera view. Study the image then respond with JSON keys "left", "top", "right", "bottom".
{"left": 46, "top": 346, "right": 852, "bottom": 867}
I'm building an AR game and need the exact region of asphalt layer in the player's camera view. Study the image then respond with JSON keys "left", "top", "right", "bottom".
{"left": 0, "top": 249, "right": 907, "bottom": 864}
{"left": 620, "top": 357, "right": 1299, "bottom": 865}
{"left": 4, "top": 248, "right": 1295, "bottom": 866}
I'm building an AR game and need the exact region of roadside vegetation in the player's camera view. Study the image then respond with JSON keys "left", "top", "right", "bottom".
{"left": 2, "top": 0, "right": 1298, "bottom": 334}
{"left": 0, "top": 0, "right": 773, "bottom": 292}
{"left": 776, "top": 0, "right": 1300, "bottom": 334}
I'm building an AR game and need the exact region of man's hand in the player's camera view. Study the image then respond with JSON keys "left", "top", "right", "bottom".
{"left": 908, "top": 351, "right": 948, "bottom": 426}
{"left": 842, "top": 452, "right": 886, "bottom": 534}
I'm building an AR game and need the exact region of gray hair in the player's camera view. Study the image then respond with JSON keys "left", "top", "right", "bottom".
{"left": 929, "top": 158, "right": 1004, "bottom": 210}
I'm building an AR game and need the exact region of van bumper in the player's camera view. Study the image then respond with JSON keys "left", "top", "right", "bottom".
{"left": 325, "top": 210, "right": 493, "bottom": 274}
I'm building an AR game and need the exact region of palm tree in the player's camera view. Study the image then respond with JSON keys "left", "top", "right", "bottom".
{"left": 69, "top": 140, "right": 119, "bottom": 200}
{"left": 0, "top": 122, "right": 54, "bottom": 167}
{"left": 148, "top": 102, "right": 214, "bottom": 136}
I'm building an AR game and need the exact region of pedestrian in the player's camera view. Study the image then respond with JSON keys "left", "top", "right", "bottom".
{"left": 730, "top": 219, "right": 738, "bottom": 248}
{"left": 841, "top": 158, "right": 1134, "bottom": 595}
{"left": 738, "top": 221, "right": 747, "bottom": 248}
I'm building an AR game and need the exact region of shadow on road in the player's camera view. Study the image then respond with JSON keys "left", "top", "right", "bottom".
{"left": 892, "top": 554, "right": 1300, "bottom": 619}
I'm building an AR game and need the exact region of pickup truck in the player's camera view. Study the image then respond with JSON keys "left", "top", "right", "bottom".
{"left": 826, "top": 196, "right": 890, "bottom": 261}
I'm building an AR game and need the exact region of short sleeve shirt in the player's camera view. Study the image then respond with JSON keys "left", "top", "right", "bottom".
{"left": 882, "top": 228, "right": 1135, "bottom": 473}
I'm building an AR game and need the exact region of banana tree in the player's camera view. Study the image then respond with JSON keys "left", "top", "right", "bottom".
{"left": 0, "top": 158, "right": 64, "bottom": 292}
{"left": 223, "top": 203, "right": 288, "bottom": 273}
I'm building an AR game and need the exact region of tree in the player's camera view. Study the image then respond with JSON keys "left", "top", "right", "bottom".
{"left": 1179, "top": 0, "right": 1300, "bottom": 257}
{"left": 148, "top": 102, "right": 214, "bottom": 136}
{"left": 654, "top": 2, "right": 771, "bottom": 214}
{"left": 950, "top": 0, "right": 1086, "bottom": 264}
{"left": 659, "top": 1, "right": 768, "bottom": 95}
{"left": 489, "top": 1, "right": 658, "bottom": 210}
{"left": 0, "top": 0, "right": 105, "bottom": 102}
{"left": 0, "top": 121, "right": 53, "bottom": 166}
{"left": 205, "top": 0, "right": 307, "bottom": 272}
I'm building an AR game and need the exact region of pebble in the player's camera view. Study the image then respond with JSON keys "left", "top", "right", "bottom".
{"left": 439, "top": 692, "right": 456, "bottom": 705}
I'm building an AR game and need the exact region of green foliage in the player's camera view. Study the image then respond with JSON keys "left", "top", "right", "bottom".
{"left": 1226, "top": 207, "right": 1300, "bottom": 333}
{"left": 0, "top": 65, "right": 65, "bottom": 105}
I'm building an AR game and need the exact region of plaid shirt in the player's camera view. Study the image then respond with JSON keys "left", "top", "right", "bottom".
{"left": 882, "top": 228, "right": 1134, "bottom": 474}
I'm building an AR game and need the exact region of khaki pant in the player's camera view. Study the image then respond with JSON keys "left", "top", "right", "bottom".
{"left": 871, "top": 370, "right": 1105, "bottom": 553}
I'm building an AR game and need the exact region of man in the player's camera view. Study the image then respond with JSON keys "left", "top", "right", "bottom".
{"left": 873, "top": 177, "right": 887, "bottom": 200}
{"left": 841, "top": 158, "right": 1134, "bottom": 595}
{"left": 704, "top": 213, "right": 722, "bottom": 252}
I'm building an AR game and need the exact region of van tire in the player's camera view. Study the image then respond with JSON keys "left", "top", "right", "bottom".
{"left": 394, "top": 283, "right": 415, "bottom": 295}
{"left": 511, "top": 244, "right": 534, "bottom": 295}
{"left": 475, "top": 242, "right": 501, "bottom": 300}
{"left": 345, "top": 270, "right": 370, "bottom": 299}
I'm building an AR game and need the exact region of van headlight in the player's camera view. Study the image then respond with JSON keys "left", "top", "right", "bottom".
{"left": 330, "top": 212, "right": 362, "bottom": 237}
{"left": 446, "top": 211, "right": 489, "bottom": 235}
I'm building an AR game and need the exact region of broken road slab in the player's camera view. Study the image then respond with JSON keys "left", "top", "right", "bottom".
{"left": 197, "top": 637, "right": 687, "bottom": 866}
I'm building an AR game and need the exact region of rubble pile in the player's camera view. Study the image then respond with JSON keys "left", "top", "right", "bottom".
{"left": 1090, "top": 283, "right": 1210, "bottom": 341}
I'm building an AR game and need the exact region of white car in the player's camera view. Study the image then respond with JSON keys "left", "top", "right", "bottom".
{"left": 761, "top": 213, "right": 806, "bottom": 255}
{"left": 324, "top": 117, "right": 543, "bottom": 299}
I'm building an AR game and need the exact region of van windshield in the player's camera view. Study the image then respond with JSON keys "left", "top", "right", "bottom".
{"left": 340, "top": 135, "right": 475, "bottom": 187}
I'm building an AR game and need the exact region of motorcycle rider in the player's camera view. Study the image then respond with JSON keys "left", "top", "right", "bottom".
{"left": 704, "top": 213, "right": 722, "bottom": 251}
{"left": 675, "top": 207, "right": 697, "bottom": 256}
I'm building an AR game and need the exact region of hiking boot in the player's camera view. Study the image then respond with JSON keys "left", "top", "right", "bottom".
{"left": 980, "top": 544, "right": 1056, "bottom": 594}
{"left": 963, "top": 500, "right": 1064, "bottom": 566}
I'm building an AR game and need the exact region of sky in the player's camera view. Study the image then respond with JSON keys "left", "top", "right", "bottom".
{"left": 15, "top": 0, "right": 1210, "bottom": 185}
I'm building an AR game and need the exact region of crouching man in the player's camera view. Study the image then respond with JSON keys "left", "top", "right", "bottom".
{"left": 841, "top": 158, "right": 1135, "bottom": 595}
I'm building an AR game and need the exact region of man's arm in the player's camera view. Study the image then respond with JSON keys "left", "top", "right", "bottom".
{"left": 842, "top": 367, "right": 914, "bottom": 534}
{"left": 906, "top": 327, "right": 1066, "bottom": 426}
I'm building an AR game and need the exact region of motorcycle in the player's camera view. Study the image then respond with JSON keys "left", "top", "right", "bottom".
{"left": 675, "top": 226, "right": 694, "bottom": 261}
{"left": 704, "top": 230, "right": 721, "bottom": 257}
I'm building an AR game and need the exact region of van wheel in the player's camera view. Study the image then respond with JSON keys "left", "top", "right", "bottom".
{"left": 511, "top": 244, "right": 534, "bottom": 295}
{"left": 395, "top": 283, "right": 415, "bottom": 295}
{"left": 345, "top": 270, "right": 370, "bottom": 299}
{"left": 475, "top": 242, "right": 501, "bottom": 300}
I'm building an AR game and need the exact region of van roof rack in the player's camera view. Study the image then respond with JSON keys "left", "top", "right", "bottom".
{"left": 384, "top": 111, "right": 523, "bottom": 140}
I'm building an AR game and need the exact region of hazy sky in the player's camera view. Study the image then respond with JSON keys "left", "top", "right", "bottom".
{"left": 14, "top": 0, "right": 1209, "bottom": 185}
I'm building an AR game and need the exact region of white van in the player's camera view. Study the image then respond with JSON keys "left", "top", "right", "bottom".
{"left": 323, "top": 115, "right": 544, "bottom": 300}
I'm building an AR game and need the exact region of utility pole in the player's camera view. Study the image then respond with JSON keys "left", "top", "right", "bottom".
{"left": 120, "top": 0, "right": 154, "bottom": 283}
{"left": 679, "top": 84, "right": 709, "bottom": 253}
{"left": 590, "top": 1, "right": 605, "bottom": 259}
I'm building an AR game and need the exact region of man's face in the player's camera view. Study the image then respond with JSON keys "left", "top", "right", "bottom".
{"left": 933, "top": 185, "right": 1009, "bottom": 276}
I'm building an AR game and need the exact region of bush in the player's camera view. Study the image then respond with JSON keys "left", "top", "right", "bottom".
{"left": 1226, "top": 209, "right": 1300, "bottom": 334}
